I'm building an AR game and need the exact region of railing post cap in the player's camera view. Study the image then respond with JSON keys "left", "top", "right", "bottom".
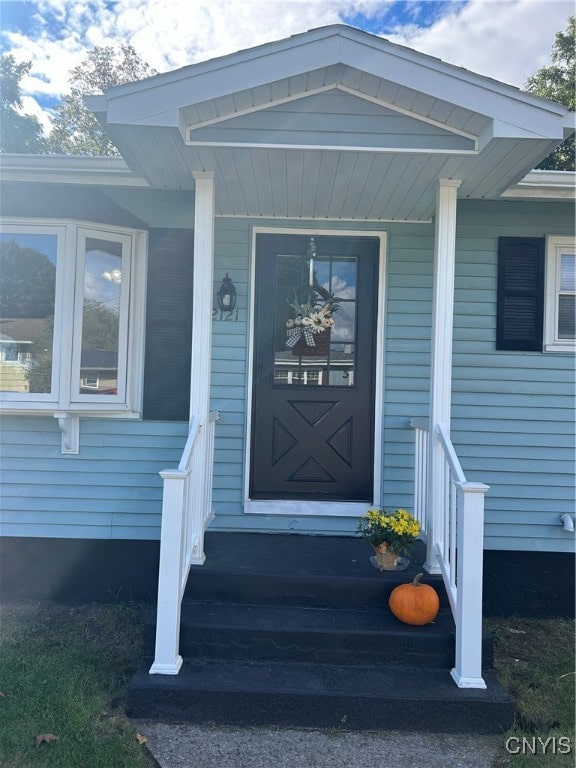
{"left": 457, "top": 481, "right": 490, "bottom": 493}
{"left": 160, "top": 468, "right": 187, "bottom": 480}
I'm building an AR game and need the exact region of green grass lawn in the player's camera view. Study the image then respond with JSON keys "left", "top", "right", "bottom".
{"left": 0, "top": 602, "right": 573, "bottom": 767}
{"left": 0, "top": 602, "right": 156, "bottom": 768}
{"left": 487, "top": 616, "right": 575, "bottom": 767}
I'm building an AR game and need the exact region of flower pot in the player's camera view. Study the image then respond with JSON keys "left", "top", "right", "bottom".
{"left": 372, "top": 542, "right": 399, "bottom": 571}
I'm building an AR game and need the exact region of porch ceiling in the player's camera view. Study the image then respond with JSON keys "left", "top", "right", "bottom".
{"left": 88, "top": 25, "right": 571, "bottom": 222}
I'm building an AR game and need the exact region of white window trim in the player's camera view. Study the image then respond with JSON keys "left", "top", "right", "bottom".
{"left": 0, "top": 218, "right": 147, "bottom": 418}
{"left": 544, "top": 235, "right": 576, "bottom": 352}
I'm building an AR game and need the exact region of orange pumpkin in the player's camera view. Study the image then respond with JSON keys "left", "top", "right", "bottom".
{"left": 388, "top": 572, "right": 440, "bottom": 626}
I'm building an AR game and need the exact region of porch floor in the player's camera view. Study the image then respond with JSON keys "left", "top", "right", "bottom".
{"left": 128, "top": 532, "right": 515, "bottom": 733}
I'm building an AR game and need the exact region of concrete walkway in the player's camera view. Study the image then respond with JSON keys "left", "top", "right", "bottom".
{"left": 135, "top": 721, "right": 503, "bottom": 768}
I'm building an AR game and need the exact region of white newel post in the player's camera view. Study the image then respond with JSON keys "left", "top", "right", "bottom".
{"left": 451, "top": 481, "right": 489, "bottom": 688}
{"left": 425, "top": 179, "right": 461, "bottom": 574}
{"left": 150, "top": 470, "right": 187, "bottom": 674}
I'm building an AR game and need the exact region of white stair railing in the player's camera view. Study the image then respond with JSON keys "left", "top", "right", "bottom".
{"left": 411, "top": 419, "right": 489, "bottom": 689}
{"left": 149, "top": 411, "right": 219, "bottom": 675}
{"left": 410, "top": 418, "right": 429, "bottom": 542}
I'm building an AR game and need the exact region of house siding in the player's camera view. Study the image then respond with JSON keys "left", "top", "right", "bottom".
{"left": 0, "top": 416, "right": 186, "bottom": 539}
{"left": 0, "top": 200, "right": 574, "bottom": 552}
{"left": 451, "top": 200, "right": 575, "bottom": 552}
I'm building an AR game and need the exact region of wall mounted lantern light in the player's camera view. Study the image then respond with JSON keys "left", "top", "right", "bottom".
{"left": 216, "top": 274, "right": 237, "bottom": 312}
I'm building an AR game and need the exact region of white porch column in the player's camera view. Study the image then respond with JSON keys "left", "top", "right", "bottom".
{"left": 424, "top": 178, "right": 461, "bottom": 574}
{"left": 189, "top": 171, "right": 215, "bottom": 563}
{"left": 190, "top": 172, "right": 215, "bottom": 422}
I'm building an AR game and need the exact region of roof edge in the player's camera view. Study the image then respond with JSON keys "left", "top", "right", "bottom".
{"left": 0, "top": 154, "right": 150, "bottom": 187}
{"left": 99, "top": 24, "right": 568, "bottom": 118}
{"left": 501, "top": 169, "right": 576, "bottom": 199}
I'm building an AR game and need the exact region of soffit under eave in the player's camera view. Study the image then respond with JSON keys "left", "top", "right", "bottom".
{"left": 106, "top": 106, "right": 561, "bottom": 177}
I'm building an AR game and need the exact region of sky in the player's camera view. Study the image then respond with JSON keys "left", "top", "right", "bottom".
{"left": 0, "top": 0, "right": 573, "bottom": 135}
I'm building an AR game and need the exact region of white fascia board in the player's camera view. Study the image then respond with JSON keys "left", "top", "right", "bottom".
{"left": 107, "top": 99, "right": 180, "bottom": 127}
{"left": 84, "top": 94, "right": 107, "bottom": 114}
{"left": 0, "top": 154, "right": 150, "bottom": 187}
{"left": 480, "top": 119, "right": 562, "bottom": 145}
{"left": 520, "top": 170, "right": 576, "bottom": 187}
{"left": 86, "top": 91, "right": 176, "bottom": 130}
{"left": 186, "top": 142, "right": 477, "bottom": 156}
{"left": 501, "top": 170, "right": 576, "bottom": 199}
{"left": 500, "top": 187, "right": 575, "bottom": 200}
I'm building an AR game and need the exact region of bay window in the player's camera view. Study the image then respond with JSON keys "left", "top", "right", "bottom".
{"left": 0, "top": 220, "right": 146, "bottom": 416}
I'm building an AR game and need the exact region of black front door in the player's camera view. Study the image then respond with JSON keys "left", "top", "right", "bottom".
{"left": 250, "top": 233, "right": 379, "bottom": 501}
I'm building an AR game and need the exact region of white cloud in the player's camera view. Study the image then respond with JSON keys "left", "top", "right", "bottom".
{"left": 388, "top": 0, "right": 573, "bottom": 87}
{"left": 20, "top": 95, "right": 53, "bottom": 134}
{"left": 110, "top": 0, "right": 349, "bottom": 72}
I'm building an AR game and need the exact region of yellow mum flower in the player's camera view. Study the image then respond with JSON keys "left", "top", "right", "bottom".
{"left": 356, "top": 507, "right": 421, "bottom": 555}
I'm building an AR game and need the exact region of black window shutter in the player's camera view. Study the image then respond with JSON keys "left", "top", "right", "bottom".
{"left": 143, "top": 228, "right": 195, "bottom": 420}
{"left": 497, "top": 237, "right": 545, "bottom": 351}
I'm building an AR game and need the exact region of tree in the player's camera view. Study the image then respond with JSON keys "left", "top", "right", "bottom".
{"left": 0, "top": 240, "right": 56, "bottom": 393}
{"left": 0, "top": 54, "right": 46, "bottom": 153}
{"left": 525, "top": 16, "right": 575, "bottom": 171}
{"left": 0, "top": 240, "right": 56, "bottom": 317}
{"left": 48, "top": 44, "right": 156, "bottom": 156}
{"left": 81, "top": 299, "right": 119, "bottom": 351}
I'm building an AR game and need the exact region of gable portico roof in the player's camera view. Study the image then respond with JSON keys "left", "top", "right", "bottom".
{"left": 51, "top": 25, "right": 576, "bottom": 220}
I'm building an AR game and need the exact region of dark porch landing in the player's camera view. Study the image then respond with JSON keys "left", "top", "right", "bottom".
{"left": 127, "top": 532, "right": 514, "bottom": 733}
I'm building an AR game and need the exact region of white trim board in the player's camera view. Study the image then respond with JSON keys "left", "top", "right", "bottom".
{"left": 244, "top": 501, "right": 374, "bottom": 517}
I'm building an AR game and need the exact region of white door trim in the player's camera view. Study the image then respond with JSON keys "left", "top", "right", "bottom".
{"left": 243, "top": 226, "right": 387, "bottom": 518}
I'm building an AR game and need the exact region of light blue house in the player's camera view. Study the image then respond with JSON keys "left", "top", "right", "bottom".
{"left": 1, "top": 25, "right": 574, "bottom": 699}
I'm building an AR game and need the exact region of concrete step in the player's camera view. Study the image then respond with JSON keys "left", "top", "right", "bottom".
{"left": 184, "top": 532, "right": 449, "bottom": 610}
{"left": 127, "top": 657, "right": 515, "bottom": 734}
{"left": 134, "top": 533, "right": 512, "bottom": 732}
{"left": 145, "top": 600, "right": 476, "bottom": 668}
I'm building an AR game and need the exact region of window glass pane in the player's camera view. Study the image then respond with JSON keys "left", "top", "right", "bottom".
{"left": 0, "top": 233, "right": 57, "bottom": 393}
{"left": 273, "top": 251, "right": 356, "bottom": 386}
{"left": 560, "top": 253, "right": 576, "bottom": 292}
{"left": 330, "top": 262, "right": 356, "bottom": 343}
{"left": 558, "top": 295, "right": 575, "bottom": 340}
{"left": 80, "top": 237, "right": 121, "bottom": 395}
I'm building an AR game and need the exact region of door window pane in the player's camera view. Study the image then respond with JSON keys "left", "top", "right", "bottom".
{"left": 273, "top": 250, "right": 357, "bottom": 386}
{"left": 79, "top": 237, "right": 121, "bottom": 395}
{"left": 0, "top": 233, "right": 57, "bottom": 393}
